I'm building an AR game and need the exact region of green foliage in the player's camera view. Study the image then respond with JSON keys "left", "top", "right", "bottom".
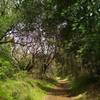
{"left": 0, "top": 72, "right": 55, "bottom": 100}
{"left": 70, "top": 75, "right": 97, "bottom": 94}
{"left": 0, "top": 80, "right": 35, "bottom": 100}
{"left": 0, "top": 12, "right": 17, "bottom": 36}
{"left": 0, "top": 1, "right": 100, "bottom": 99}
{"left": 0, "top": 59, "right": 13, "bottom": 79}
{"left": 0, "top": 0, "right": 20, "bottom": 39}
{"left": 0, "top": 44, "right": 15, "bottom": 79}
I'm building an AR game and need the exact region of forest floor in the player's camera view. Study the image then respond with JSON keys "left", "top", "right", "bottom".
{"left": 45, "top": 80, "right": 79, "bottom": 100}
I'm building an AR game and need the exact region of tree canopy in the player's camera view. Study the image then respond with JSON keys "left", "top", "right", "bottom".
{"left": 0, "top": 0, "right": 100, "bottom": 78}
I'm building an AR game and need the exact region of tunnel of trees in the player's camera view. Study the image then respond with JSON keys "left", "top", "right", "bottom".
{"left": 0, "top": 0, "right": 100, "bottom": 99}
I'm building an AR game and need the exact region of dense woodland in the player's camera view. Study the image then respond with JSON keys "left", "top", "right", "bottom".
{"left": 0, "top": 0, "right": 100, "bottom": 100}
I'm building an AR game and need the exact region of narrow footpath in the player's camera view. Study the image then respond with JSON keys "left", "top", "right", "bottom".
{"left": 45, "top": 80, "right": 76, "bottom": 100}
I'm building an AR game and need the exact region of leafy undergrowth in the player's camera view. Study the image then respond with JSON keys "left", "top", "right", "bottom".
{"left": 70, "top": 75, "right": 97, "bottom": 93}
{"left": 0, "top": 71, "right": 56, "bottom": 100}
{"left": 68, "top": 75, "right": 100, "bottom": 100}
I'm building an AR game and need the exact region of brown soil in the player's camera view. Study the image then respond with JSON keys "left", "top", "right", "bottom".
{"left": 45, "top": 80, "right": 75, "bottom": 100}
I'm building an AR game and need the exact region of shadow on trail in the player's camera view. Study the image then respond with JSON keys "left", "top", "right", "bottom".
{"left": 48, "top": 82, "right": 71, "bottom": 97}
{"left": 36, "top": 78, "right": 57, "bottom": 92}
{"left": 37, "top": 79, "right": 85, "bottom": 98}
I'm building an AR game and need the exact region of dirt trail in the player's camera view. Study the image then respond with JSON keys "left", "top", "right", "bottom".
{"left": 45, "top": 80, "right": 75, "bottom": 100}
